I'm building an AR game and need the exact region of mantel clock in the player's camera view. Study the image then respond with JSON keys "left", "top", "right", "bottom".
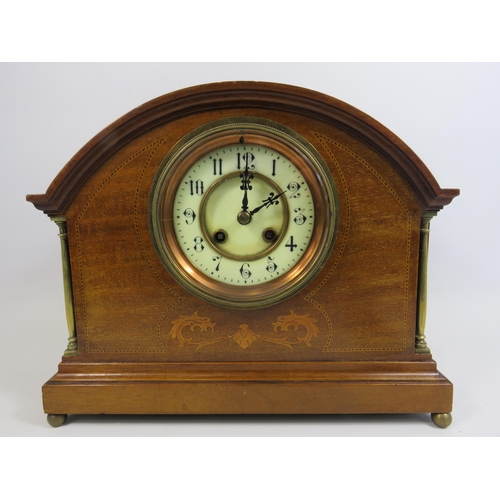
{"left": 27, "top": 82, "right": 459, "bottom": 428}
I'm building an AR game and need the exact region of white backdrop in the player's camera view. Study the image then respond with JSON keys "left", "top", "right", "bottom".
{"left": 1, "top": 63, "right": 499, "bottom": 437}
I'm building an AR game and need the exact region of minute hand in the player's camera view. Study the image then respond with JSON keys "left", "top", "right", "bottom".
{"left": 249, "top": 191, "right": 287, "bottom": 216}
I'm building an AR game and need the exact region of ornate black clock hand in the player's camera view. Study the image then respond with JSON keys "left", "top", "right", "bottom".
{"left": 249, "top": 191, "right": 287, "bottom": 215}
{"left": 240, "top": 162, "right": 253, "bottom": 212}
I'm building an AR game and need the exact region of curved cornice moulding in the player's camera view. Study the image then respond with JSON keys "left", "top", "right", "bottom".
{"left": 27, "top": 81, "right": 459, "bottom": 215}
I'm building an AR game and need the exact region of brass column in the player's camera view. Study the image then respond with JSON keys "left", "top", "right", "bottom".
{"left": 51, "top": 217, "right": 78, "bottom": 356}
{"left": 415, "top": 211, "right": 437, "bottom": 353}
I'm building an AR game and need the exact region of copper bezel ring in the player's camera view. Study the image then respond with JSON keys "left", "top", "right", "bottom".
{"left": 149, "top": 117, "right": 339, "bottom": 309}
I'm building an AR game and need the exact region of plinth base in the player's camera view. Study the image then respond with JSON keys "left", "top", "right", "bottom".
{"left": 42, "top": 359, "right": 452, "bottom": 426}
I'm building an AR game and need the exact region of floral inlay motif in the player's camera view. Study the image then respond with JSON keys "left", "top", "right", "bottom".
{"left": 167, "top": 311, "right": 319, "bottom": 352}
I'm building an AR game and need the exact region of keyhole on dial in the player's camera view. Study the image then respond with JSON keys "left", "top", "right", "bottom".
{"left": 263, "top": 228, "right": 277, "bottom": 242}
{"left": 214, "top": 229, "right": 228, "bottom": 243}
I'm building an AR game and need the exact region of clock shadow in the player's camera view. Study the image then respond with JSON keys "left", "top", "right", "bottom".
{"left": 63, "top": 412, "right": 434, "bottom": 435}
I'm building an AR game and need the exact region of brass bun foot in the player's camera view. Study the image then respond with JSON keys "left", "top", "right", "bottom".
{"left": 431, "top": 412, "right": 452, "bottom": 428}
{"left": 47, "top": 414, "right": 68, "bottom": 427}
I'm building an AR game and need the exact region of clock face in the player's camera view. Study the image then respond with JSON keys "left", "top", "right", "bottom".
{"left": 149, "top": 117, "right": 339, "bottom": 309}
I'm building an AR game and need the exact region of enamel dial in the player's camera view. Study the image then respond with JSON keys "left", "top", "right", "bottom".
{"left": 149, "top": 118, "right": 338, "bottom": 309}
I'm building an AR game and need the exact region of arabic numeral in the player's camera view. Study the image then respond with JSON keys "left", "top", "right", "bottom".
{"left": 287, "top": 182, "right": 302, "bottom": 198}
{"left": 239, "top": 263, "right": 251, "bottom": 279}
{"left": 293, "top": 208, "right": 307, "bottom": 225}
{"left": 266, "top": 256, "right": 277, "bottom": 273}
{"left": 193, "top": 236, "right": 205, "bottom": 252}
{"left": 285, "top": 236, "right": 298, "bottom": 252}
{"left": 213, "top": 158, "right": 223, "bottom": 175}
{"left": 212, "top": 255, "right": 222, "bottom": 271}
{"left": 183, "top": 208, "right": 196, "bottom": 225}
{"left": 188, "top": 180, "right": 204, "bottom": 195}
{"left": 237, "top": 152, "right": 255, "bottom": 170}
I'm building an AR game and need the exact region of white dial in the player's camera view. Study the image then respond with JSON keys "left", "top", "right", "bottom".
{"left": 172, "top": 143, "right": 314, "bottom": 286}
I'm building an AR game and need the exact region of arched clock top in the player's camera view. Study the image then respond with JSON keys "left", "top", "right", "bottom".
{"left": 26, "top": 81, "right": 459, "bottom": 215}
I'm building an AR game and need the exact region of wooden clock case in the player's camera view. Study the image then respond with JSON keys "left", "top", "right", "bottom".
{"left": 27, "top": 82, "right": 459, "bottom": 427}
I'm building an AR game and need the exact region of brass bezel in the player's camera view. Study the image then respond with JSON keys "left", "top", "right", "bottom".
{"left": 149, "top": 117, "right": 339, "bottom": 309}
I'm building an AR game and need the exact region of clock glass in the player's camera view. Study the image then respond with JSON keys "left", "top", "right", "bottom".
{"left": 149, "top": 117, "right": 338, "bottom": 309}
